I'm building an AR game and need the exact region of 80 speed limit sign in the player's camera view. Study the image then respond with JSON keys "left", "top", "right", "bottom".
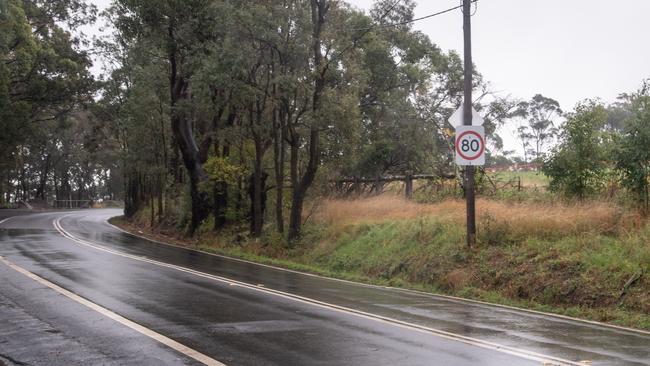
{"left": 455, "top": 125, "right": 485, "bottom": 166}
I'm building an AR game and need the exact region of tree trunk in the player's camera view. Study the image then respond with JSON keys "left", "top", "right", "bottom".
{"left": 150, "top": 181, "right": 155, "bottom": 227}
{"left": 288, "top": 128, "right": 319, "bottom": 241}
{"left": 288, "top": 139, "right": 300, "bottom": 240}
{"left": 20, "top": 165, "right": 27, "bottom": 202}
{"left": 236, "top": 139, "right": 244, "bottom": 218}
{"left": 643, "top": 165, "right": 650, "bottom": 216}
{"left": 124, "top": 173, "right": 139, "bottom": 217}
{"left": 157, "top": 174, "right": 164, "bottom": 221}
{"left": 213, "top": 147, "right": 231, "bottom": 231}
{"left": 287, "top": 129, "right": 319, "bottom": 241}
{"left": 405, "top": 174, "right": 413, "bottom": 199}
{"left": 159, "top": 97, "right": 168, "bottom": 171}
{"left": 168, "top": 27, "right": 209, "bottom": 234}
{"left": 273, "top": 107, "right": 286, "bottom": 233}
{"left": 288, "top": 185, "right": 305, "bottom": 241}
{"left": 250, "top": 138, "right": 267, "bottom": 237}
{"left": 170, "top": 136, "right": 181, "bottom": 184}
{"left": 213, "top": 182, "right": 228, "bottom": 230}
{"left": 213, "top": 112, "right": 235, "bottom": 231}
{"left": 287, "top": 0, "right": 328, "bottom": 242}
{"left": 35, "top": 153, "right": 51, "bottom": 201}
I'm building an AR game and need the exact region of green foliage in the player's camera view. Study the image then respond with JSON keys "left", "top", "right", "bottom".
{"left": 512, "top": 94, "right": 563, "bottom": 162}
{"left": 543, "top": 101, "right": 609, "bottom": 199}
{"left": 0, "top": 0, "right": 102, "bottom": 203}
{"left": 478, "top": 212, "right": 513, "bottom": 246}
{"left": 614, "top": 86, "right": 650, "bottom": 212}
{"left": 104, "top": 0, "right": 504, "bottom": 237}
{"left": 203, "top": 156, "right": 246, "bottom": 186}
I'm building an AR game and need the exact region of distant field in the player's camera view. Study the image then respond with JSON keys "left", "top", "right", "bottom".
{"left": 486, "top": 170, "right": 549, "bottom": 188}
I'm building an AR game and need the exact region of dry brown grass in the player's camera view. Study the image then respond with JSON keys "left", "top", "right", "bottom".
{"left": 477, "top": 199, "right": 637, "bottom": 239}
{"left": 315, "top": 195, "right": 638, "bottom": 238}
{"left": 316, "top": 195, "right": 464, "bottom": 227}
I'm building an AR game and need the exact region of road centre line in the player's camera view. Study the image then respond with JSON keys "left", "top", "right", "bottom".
{"left": 0, "top": 255, "right": 226, "bottom": 366}
{"left": 105, "top": 214, "right": 650, "bottom": 337}
{"left": 54, "top": 214, "right": 581, "bottom": 366}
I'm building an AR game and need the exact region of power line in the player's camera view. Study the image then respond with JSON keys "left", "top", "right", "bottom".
{"left": 351, "top": 0, "right": 403, "bottom": 37}
{"left": 351, "top": 0, "right": 479, "bottom": 32}
{"left": 327, "top": 0, "right": 403, "bottom": 63}
{"left": 329, "top": 0, "right": 477, "bottom": 70}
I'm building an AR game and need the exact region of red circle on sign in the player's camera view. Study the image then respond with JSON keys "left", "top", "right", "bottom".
{"left": 456, "top": 131, "right": 485, "bottom": 160}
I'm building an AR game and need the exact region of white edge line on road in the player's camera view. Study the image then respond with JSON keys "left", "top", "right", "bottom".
{"left": 0, "top": 255, "right": 226, "bottom": 366}
{"left": 55, "top": 214, "right": 581, "bottom": 366}
{"left": 0, "top": 216, "right": 14, "bottom": 226}
{"left": 104, "top": 214, "right": 650, "bottom": 337}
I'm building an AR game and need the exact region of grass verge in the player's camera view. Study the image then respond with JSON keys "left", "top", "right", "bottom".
{"left": 112, "top": 195, "right": 650, "bottom": 331}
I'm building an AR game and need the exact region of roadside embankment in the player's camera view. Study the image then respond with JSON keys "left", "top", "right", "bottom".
{"left": 112, "top": 195, "right": 650, "bottom": 331}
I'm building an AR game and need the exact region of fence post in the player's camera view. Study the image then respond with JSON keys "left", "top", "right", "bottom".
{"left": 405, "top": 174, "right": 413, "bottom": 199}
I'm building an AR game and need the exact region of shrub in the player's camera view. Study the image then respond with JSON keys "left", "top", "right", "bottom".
{"left": 543, "top": 101, "right": 610, "bottom": 199}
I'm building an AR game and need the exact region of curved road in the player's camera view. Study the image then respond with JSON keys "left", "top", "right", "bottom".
{"left": 0, "top": 209, "right": 648, "bottom": 365}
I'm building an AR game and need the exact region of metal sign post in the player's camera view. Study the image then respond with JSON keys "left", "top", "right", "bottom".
{"left": 462, "top": 0, "right": 475, "bottom": 247}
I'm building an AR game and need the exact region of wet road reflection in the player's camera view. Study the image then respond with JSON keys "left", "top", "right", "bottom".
{"left": 0, "top": 209, "right": 648, "bottom": 365}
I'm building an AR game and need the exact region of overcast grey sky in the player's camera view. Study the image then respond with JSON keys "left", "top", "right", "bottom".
{"left": 345, "top": 0, "right": 650, "bottom": 155}
{"left": 348, "top": 0, "right": 650, "bottom": 110}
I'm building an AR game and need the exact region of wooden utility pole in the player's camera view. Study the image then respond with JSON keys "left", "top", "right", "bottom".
{"left": 463, "top": 0, "right": 476, "bottom": 247}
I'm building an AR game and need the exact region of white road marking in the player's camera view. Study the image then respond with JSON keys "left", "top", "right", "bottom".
{"left": 55, "top": 214, "right": 581, "bottom": 366}
{"left": 0, "top": 216, "right": 14, "bottom": 226}
{"left": 105, "top": 214, "right": 650, "bottom": 337}
{"left": 0, "top": 255, "right": 227, "bottom": 366}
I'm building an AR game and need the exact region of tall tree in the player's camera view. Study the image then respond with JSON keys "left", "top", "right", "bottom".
{"left": 0, "top": 0, "right": 95, "bottom": 204}
{"left": 286, "top": 0, "right": 330, "bottom": 241}
{"left": 111, "top": 0, "right": 222, "bottom": 232}
{"left": 614, "top": 81, "right": 650, "bottom": 213}
{"left": 513, "top": 94, "right": 562, "bottom": 162}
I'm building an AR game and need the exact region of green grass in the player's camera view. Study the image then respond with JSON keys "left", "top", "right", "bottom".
{"left": 191, "top": 218, "right": 650, "bottom": 330}
{"left": 302, "top": 219, "right": 649, "bottom": 329}
{"left": 116, "top": 197, "right": 650, "bottom": 331}
{"left": 487, "top": 170, "right": 549, "bottom": 188}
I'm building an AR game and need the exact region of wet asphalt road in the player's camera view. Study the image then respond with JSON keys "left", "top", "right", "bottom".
{"left": 0, "top": 210, "right": 648, "bottom": 365}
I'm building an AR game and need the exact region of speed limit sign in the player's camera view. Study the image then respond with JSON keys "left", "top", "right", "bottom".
{"left": 455, "top": 125, "right": 485, "bottom": 166}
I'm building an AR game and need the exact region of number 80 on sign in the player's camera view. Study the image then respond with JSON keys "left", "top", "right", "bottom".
{"left": 455, "top": 125, "right": 485, "bottom": 166}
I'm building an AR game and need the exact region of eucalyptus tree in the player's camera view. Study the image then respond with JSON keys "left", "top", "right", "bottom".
{"left": 235, "top": 1, "right": 286, "bottom": 237}
{"left": 110, "top": 0, "right": 230, "bottom": 232}
{"left": 0, "top": 0, "right": 95, "bottom": 203}
{"left": 614, "top": 81, "right": 650, "bottom": 213}
{"left": 513, "top": 94, "right": 563, "bottom": 162}
{"left": 350, "top": 0, "right": 441, "bottom": 178}
{"left": 606, "top": 96, "right": 634, "bottom": 132}
{"left": 103, "top": 60, "right": 170, "bottom": 218}
{"left": 267, "top": 0, "right": 314, "bottom": 234}
{"left": 98, "top": 0, "right": 515, "bottom": 241}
